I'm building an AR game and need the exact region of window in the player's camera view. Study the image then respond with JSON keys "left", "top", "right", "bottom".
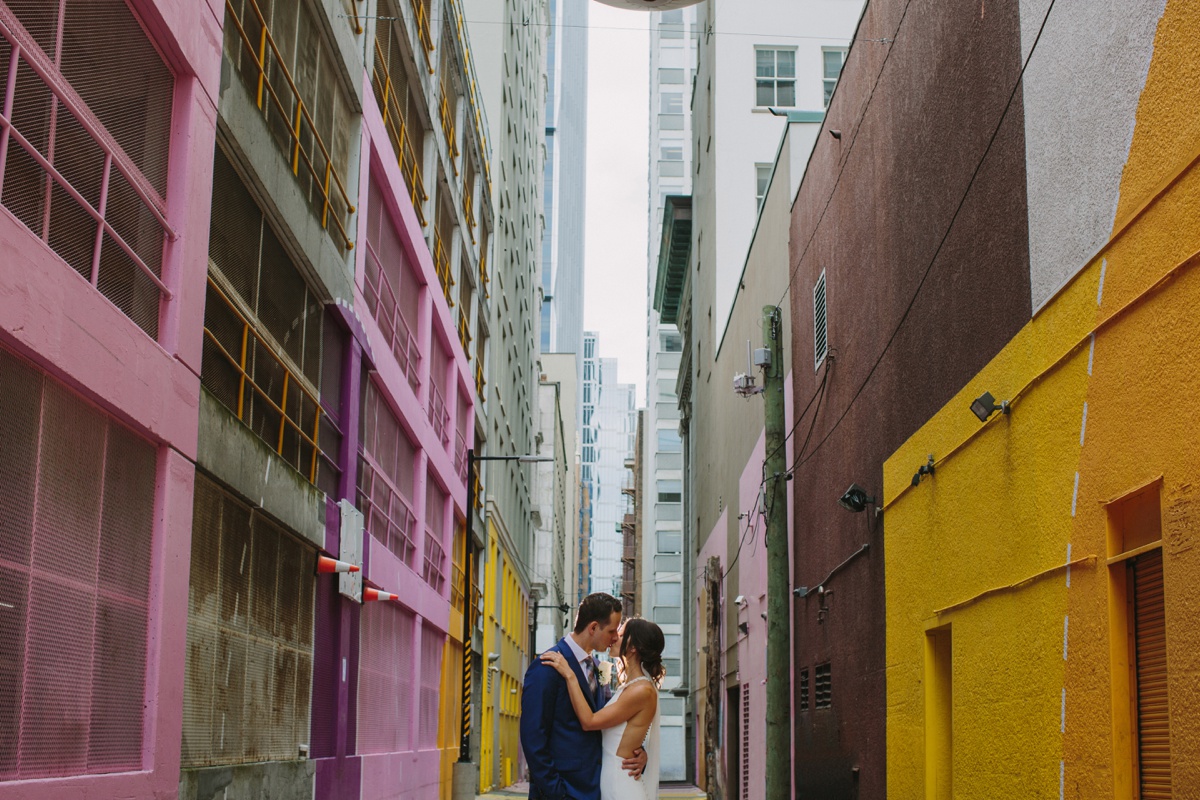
{"left": 358, "top": 601, "right": 417, "bottom": 754}
{"left": 813, "top": 270, "right": 828, "bottom": 370}
{"left": 656, "top": 582, "right": 682, "bottom": 607}
{"left": 755, "top": 48, "right": 796, "bottom": 107}
{"left": 660, "top": 92, "right": 684, "bottom": 114}
{"left": 657, "top": 379, "right": 677, "bottom": 400}
{"left": 755, "top": 163, "right": 772, "bottom": 210}
{"left": 0, "top": 0, "right": 176, "bottom": 340}
{"left": 657, "top": 429, "right": 682, "bottom": 453}
{"left": 364, "top": 173, "right": 422, "bottom": 390}
{"left": 823, "top": 48, "right": 847, "bottom": 108}
{"left": 184, "top": 475, "right": 315, "bottom": 767}
{"left": 661, "top": 145, "right": 684, "bottom": 161}
{"left": 657, "top": 479, "right": 682, "bottom": 503}
{"left": 655, "top": 554, "right": 682, "bottom": 573}
{"left": 657, "top": 530, "right": 682, "bottom": 553}
{"left": 661, "top": 332, "right": 683, "bottom": 352}
{"left": 0, "top": 347, "right": 157, "bottom": 779}
{"left": 360, "top": 381, "right": 420, "bottom": 567}
{"left": 205, "top": 149, "right": 340, "bottom": 491}
{"left": 659, "top": 68, "right": 685, "bottom": 84}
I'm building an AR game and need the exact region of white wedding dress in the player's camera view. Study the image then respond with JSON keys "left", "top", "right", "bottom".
{"left": 599, "top": 675, "right": 661, "bottom": 800}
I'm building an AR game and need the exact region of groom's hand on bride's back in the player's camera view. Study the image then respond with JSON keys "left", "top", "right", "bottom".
{"left": 622, "top": 746, "right": 648, "bottom": 780}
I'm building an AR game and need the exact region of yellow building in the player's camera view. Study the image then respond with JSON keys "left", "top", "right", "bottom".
{"left": 480, "top": 516, "right": 530, "bottom": 792}
{"left": 884, "top": 3, "right": 1200, "bottom": 797}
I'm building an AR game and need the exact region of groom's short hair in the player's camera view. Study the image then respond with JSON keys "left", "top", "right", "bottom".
{"left": 573, "top": 593, "right": 622, "bottom": 634}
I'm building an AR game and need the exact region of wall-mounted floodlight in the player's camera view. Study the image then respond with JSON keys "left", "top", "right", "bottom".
{"left": 838, "top": 484, "right": 876, "bottom": 513}
{"left": 734, "top": 595, "right": 748, "bottom": 608}
{"left": 970, "top": 391, "right": 1010, "bottom": 423}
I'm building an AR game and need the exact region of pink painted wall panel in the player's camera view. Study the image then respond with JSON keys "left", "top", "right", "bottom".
{"left": 359, "top": 750, "right": 442, "bottom": 800}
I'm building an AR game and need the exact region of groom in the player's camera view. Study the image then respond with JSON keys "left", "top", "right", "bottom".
{"left": 520, "top": 593, "right": 648, "bottom": 799}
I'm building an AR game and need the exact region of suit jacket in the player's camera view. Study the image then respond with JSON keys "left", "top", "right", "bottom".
{"left": 520, "top": 637, "right": 608, "bottom": 800}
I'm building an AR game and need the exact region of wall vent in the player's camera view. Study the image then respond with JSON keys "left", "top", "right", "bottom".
{"left": 799, "top": 667, "right": 810, "bottom": 711}
{"left": 815, "top": 662, "right": 832, "bottom": 709}
{"left": 813, "top": 271, "right": 828, "bottom": 371}
{"left": 741, "top": 682, "right": 751, "bottom": 800}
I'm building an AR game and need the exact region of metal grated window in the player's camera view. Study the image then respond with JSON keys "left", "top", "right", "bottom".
{"left": 359, "top": 380, "right": 419, "bottom": 567}
{"left": 815, "top": 662, "right": 831, "bottom": 709}
{"left": 428, "top": 333, "right": 451, "bottom": 446}
{"left": 363, "top": 171, "right": 422, "bottom": 391}
{"left": 204, "top": 149, "right": 341, "bottom": 490}
{"left": 424, "top": 478, "right": 448, "bottom": 593}
{"left": 800, "top": 667, "right": 809, "bottom": 711}
{"left": 813, "top": 270, "right": 828, "bottom": 371}
{"left": 181, "top": 475, "right": 314, "bottom": 767}
{"left": 418, "top": 625, "right": 444, "bottom": 748}
{"left": 0, "top": 345, "right": 156, "bottom": 780}
{"left": 0, "top": 0, "right": 176, "bottom": 340}
{"left": 358, "top": 600, "right": 415, "bottom": 754}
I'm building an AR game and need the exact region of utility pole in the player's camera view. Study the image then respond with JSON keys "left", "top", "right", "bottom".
{"left": 762, "top": 305, "right": 790, "bottom": 800}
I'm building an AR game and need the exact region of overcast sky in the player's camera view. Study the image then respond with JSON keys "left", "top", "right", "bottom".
{"left": 583, "top": 6, "right": 651, "bottom": 402}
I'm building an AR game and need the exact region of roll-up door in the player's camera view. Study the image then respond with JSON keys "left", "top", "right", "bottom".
{"left": 1133, "top": 551, "right": 1170, "bottom": 800}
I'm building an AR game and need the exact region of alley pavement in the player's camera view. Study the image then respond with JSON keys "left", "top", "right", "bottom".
{"left": 478, "top": 783, "right": 707, "bottom": 799}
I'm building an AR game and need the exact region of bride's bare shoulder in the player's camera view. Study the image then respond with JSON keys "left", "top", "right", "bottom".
{"left": 624, "top": 679, "right": 658, "bottom": 707}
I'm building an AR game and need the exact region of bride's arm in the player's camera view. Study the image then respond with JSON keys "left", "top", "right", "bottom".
{"left": 540, "top": 653, "right": 654, "bottom": 732}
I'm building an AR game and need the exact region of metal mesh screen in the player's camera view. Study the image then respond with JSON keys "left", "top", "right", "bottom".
{"left": 427, "top": 333, "right": 449, "bottom": 444}
{"left": 418, "top": 625, "right": 443, "bottom": 748}
{"left": 181, "top": 474, "right": 314, "bottom": 767}
{"left": 363, "top": 171, "right": 422, "bottom": 390}
{"left": 423, "top": 479, "right": 447, "bottom": 593}
{"left": 0, "top": 1, "right": 173, "bottom": 339}
{"left": 359, "top": 381, "right": 418, "bottom": 566}
{"left": 358, "top": 600, "right": 415, "bottom": 754}
{"left": 0, "top": 345, "right": 155, "bottom": 780}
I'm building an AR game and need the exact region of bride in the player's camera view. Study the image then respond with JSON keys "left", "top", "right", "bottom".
{"left": 541, "top": 617, "right": 664, "bottom": 800}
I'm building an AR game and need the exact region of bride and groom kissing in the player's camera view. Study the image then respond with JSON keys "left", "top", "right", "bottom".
{"left": 520, "top": 593, "right": 666, "bottom": 800}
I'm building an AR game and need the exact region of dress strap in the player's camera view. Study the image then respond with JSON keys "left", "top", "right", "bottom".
{"left": 624, "top": 675, "right": 654, "bottom": 687}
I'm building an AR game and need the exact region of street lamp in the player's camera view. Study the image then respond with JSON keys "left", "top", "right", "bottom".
{"left": 458, "top": 448, "right": 555, "bottom": 767}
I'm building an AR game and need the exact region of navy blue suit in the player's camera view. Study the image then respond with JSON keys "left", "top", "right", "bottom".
{"left": 520, "top": 638, "right": 609, "bottom": 800}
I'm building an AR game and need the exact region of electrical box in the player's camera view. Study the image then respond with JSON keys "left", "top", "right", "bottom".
{"left": 338, "top": 499, "right": 364, "bottom": 602}
{"left": 753, "top": 348, "right": 771, "bottom": 368}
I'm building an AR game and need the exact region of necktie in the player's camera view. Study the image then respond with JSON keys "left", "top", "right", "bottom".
{"left": 584, "top": 656, "right": 599, "bottom": 698}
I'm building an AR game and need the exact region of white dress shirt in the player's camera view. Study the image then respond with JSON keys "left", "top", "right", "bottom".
{"left": 564, "top": 634, "right": 594, "bottom": 683}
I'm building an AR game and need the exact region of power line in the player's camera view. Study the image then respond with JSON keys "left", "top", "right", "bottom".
{"left": 780, "top": 0, "right": 1063, "bottom": 478}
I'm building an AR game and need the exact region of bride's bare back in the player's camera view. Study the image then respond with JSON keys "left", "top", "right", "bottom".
{"left": 612, "top": 679, "right": 658, "bottom": 757}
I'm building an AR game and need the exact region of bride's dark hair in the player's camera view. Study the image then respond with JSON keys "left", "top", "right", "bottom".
{"left": 619, "top": 617, "right": 666, "bottom": 683}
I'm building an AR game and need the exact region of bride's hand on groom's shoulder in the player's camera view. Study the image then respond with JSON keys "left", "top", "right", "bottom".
{"left": 539, "top": 651, "right": 574, "bottom": 680}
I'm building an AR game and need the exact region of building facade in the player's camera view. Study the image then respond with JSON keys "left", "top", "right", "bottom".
{"left": 464, "top": 0, "right": 549, "bottom": 792}
{"left": 0, "top": 0, "right": 497, "bottom": 798}
{"left": 540, "top": 0, "right": 588, "bottom": 364}
{"left": 659, "top": 1, "right": 861, "bottom": 796}
{"left": 641, "top": 5, "right": 700, "bottom": 783}
{"left": 883, "top": 2, "right": 1199, "bottom": 798}
{"left": 0, "top": 1, "right": 220, "bottom": 797}
{"left": 531, "top": 353, "right": 579, "bottom": 652}
{"left": 584, "top": 344, "right": 637, "bottom": 598}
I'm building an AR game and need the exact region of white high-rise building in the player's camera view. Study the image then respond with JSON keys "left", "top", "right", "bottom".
{"left": 642, "top": 6, "right": 700, "bottom": 784}
{"left": 541, "top": 0, "right": 589, "bottom": 365}
{"left": 581, "top": 333, "right": 636, "bottom": 597}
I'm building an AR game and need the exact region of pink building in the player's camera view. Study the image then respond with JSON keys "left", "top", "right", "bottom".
{"left": 0, "top": 0, "right": 221, "bottom": 797}
{"left": 0, "top": 1, "right": 486, "bottom": 799}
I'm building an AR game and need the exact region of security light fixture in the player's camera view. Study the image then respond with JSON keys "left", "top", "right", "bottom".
{"left": 838, "top": 484, "right": 875, "bottom": 513}
{"left": 970, "top": 391, "right": 1010, "bottom": 422}
{"left": 734, "top": 595, "right": 748, "bottom": 607}
{"left": 911, "top": 454, "right": 935, "bottom": 487}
